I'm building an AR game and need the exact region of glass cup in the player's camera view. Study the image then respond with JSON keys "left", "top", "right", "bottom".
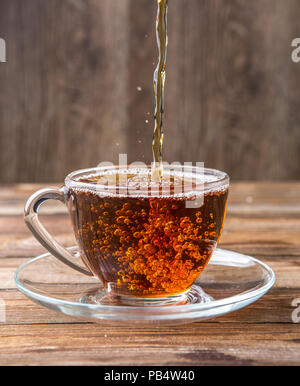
{"left": 24, "top": 165, "right": 229, "bottom": 306}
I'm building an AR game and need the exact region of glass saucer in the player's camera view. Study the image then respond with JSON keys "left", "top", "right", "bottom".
{"left": 14, "top": 247, "right": 275, "bottom": 326}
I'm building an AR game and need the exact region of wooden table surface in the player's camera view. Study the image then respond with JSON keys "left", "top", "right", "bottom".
{"left": 0, "top": 182, "right": 299, "bottom": 366}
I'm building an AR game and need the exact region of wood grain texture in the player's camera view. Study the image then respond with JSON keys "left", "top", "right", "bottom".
{"left": 165, "top": 0, "right": 300, "bottom": 180}
{"left": 0, "top": 0, "right": 129, "bottom": 182}
{"left": 0, "top": 182, "right": 299, "bottom": 365}
{"left": 0, "top": 0, "right": 300, "bottom": 182}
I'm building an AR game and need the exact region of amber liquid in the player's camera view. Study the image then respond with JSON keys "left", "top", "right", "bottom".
{"left": 152, "top": 0, "right": 168, "bottom": 181}
{"left": 67, "top": 172, "right": 228, "bottom": 298}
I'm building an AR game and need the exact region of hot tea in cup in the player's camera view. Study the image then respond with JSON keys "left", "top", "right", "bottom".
{"left": 24, "top": 165, "right": 229, "bottom": 305}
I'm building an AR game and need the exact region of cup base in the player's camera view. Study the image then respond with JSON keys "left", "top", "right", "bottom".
{"left": 106, "top": 291, "right": 190, "bottom": 307}
{"left": 78, "top": 285, "right": 214, "bottom": 307}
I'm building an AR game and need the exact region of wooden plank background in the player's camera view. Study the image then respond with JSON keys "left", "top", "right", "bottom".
{"left": 0, "top": 0, "right": 300, "bottom": 183}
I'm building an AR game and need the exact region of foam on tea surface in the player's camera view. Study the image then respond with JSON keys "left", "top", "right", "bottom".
{"left": 71, "top": 167, "right": 221, "bottom": 198}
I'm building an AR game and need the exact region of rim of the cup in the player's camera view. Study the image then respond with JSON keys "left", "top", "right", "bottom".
{"left": 65, "top": 165, "right": 230, "bottom": 196}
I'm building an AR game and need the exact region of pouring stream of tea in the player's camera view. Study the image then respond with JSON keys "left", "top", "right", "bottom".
{"left": 152, "top": 0, "right": 168, "bottom": 182}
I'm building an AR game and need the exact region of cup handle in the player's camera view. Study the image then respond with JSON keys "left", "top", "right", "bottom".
{"left": 24, "top": 187, "right": 93, "bottom": 276}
